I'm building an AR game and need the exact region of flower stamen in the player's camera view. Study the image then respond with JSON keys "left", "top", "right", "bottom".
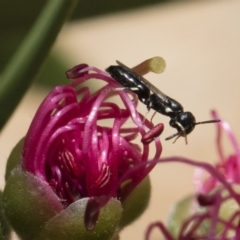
{"left": 60, "top": 149, "right": 81, "bottom": 178}
{"left": 95, "top": 163, "right": 111, "bottom": 189}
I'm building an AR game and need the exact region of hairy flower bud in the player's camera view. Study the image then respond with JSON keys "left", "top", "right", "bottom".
{"left": 0, "top": 191, "right": 10, "bottom": 240}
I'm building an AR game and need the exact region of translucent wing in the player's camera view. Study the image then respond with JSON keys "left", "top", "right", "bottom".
{"left": 116, "top": 60, "right": 168, "bottom": 102}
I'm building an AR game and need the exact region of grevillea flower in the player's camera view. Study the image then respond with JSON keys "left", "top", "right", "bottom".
{"left": 144, "top": 111, "right": 240, "bottom": 240}
{"left": 3, "top": 63, "right": 162, "bottom": 240}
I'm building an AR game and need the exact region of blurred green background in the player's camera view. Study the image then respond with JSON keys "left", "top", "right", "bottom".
{"left": 0, "top": 0, "right": 193, "bottom": 88}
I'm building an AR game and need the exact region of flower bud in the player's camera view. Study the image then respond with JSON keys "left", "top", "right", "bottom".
{"left": 3, "top": 168, "right": 63, "bottom": 239}
{"left": 3, "top": 63, "right": 163, "bottom": 239}
{"left": 5, "top": 138, "right": 24, "bottom": 182}
{"left": 119, "top": 176, "right": 151, "bottom": 229}
{"left": 3, "top": 168, "right": 122, "bottom": 240}
{"left": 199, "top": 185, "right": 240, "bottom": 237}
{"left": 167, "top": 194, "right": 198, "bottom": 238}
{"left": 40, "top": 198, "right": 121, "bottom": 240}
{"left": 0, "top": 191, "right": 11, "bottom": 240}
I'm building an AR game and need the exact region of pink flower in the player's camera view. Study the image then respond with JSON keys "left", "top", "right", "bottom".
{"left": 22, "top": 64, "right": 162, "bottom": 205}
{"left": 144, "top": 111, "right": 240, "bottom": 240}
{"left": 3, "top": 63, "right": 163, "bottom": 239}
{"left": 145, "top": 158, "right": 240, "bottom": 239}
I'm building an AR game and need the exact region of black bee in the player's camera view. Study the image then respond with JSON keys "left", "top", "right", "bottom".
{"left": 106, "top": 61, "right": 219, "bottom": 144}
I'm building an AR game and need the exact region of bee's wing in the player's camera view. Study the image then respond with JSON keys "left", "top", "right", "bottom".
{"left": 116, "top": 60, "right": 167, "bottom": 102}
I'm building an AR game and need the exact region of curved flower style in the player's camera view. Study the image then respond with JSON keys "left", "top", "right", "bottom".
{"left": 3, "top": 63, "right": 162, "bottom": 240}
{"left": 195, "top": 110, "right": 240, "bottom": 193}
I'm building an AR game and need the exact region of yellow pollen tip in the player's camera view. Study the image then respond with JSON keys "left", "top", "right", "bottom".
{"left": 132, "top": 56, "right": 166, "bottom": 76}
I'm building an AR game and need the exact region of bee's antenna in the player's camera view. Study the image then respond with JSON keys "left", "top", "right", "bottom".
{"left": 195, "top": 119, "right": 220, "bottom": 125}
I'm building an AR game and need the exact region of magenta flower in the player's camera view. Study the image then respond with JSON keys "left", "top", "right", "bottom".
{"left": 23, "top": 63, "right": 161, "bottom": 203}
{"left": 3, "top": 63, "right": 162, "bottom": 240}
{"left": 144, "top": 111, "right": 240, "bottom": 240}
{"left": 144, "top": 159, "right": 240, "bottom": 240}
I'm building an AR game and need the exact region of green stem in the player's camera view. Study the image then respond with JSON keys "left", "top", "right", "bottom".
{"left": 0, "top": 0, "right": 78, "bottom": 131}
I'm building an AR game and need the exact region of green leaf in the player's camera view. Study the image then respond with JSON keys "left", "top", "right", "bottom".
{"left": 0, "top": 0, "right": 176, "bottom": 73}
{"left": 0, "top": 0, "right": 78, "bottom": 131}
{"left": 71, "top": 0, "right": 171, "bottom": 20}
{"left": 35, "top": 54, "right": 69, "bottom": 88}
